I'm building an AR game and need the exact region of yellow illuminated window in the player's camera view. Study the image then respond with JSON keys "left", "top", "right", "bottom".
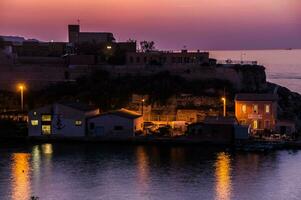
{"left": 42, "top": 125, "right": 51, "bottom": 135}
{"left": 253, "top": 120, "right": 258, "bottom": 129}
{"left": 242, "top": 105, "right": 247, "bottom": 114}
{"left": 253, "top": 105, "right": 258, "bottom": 113}
{"left": 31, "top": 120, "right": 39, "bottom": 126}
{"left": 42, "top": 115, "right": 52, "bottom": 121}
{"left": 75, "top": 120, "right": 82, "bottom": 126}
{"left": 265, "top": 105, "right": 270, "bottom": 113}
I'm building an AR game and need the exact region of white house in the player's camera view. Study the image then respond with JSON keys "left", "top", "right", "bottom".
{"left": 88, "top": 108, "right": 143, "bottom": 137}
{"left": 28, "top": 102, "right": 100, "bottom": 137}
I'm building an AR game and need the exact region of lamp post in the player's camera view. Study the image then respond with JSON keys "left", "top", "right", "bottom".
{"left": 221, "top": 97, "right": 226, "bottom": 117}
{"left": 18, "top": 84, "right": 25, "bottom": 111}
{"left": 141, "top": 99, "right": 145, "bottom": 116}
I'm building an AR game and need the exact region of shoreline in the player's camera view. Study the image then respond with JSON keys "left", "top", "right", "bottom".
{"left": 1, "top": 136, "right": 301, "bottom": 151}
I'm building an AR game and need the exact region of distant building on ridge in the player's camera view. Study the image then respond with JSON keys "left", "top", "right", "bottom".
{"left": 68, "top": 24, "right": 115, "bottom": 44}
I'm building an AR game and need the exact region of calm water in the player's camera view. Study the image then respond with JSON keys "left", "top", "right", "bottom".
{"left": 210, "top": 49, "right": 301, "bottom": 94}
{"left": 1, "top": 143, "right": 301, "bottom": 200}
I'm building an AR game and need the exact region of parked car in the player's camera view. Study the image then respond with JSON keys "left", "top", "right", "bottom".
{"left": 143, "top": 122, "right": 156, "bottom": 129}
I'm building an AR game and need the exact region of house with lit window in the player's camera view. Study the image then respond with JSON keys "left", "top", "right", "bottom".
{"left": 235, "top": 93, "right": 278, "bottom": 134}
{"left": 28, "top": 102, "right": 100, "bottom": 137}
{"left": 87, "top": 108, "right": 143, "bottom": 137}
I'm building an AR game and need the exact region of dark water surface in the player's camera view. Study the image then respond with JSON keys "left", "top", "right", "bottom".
{"left": 1, "top": 143, "right": 301, "bottom": 200}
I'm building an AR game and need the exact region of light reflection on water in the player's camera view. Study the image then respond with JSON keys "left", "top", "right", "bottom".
{"left": 215, "top": 152, "right": 231, "bottom": 200}
{"left": 11, "top": 153, "right": 31, "bottom": 200}
{"left": 1, "top": 144, "right": 301, "bottom": 200}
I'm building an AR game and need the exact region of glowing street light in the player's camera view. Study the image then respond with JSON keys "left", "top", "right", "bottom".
{"left": 18, "top": 84, "right": 25, "bottom": 111}
{"left": 141, "top": 99, "right": 145, "bottom": 116}
{"left": 221, "top": 97, "right": 226, "bottom": 117}
{"left": 107, "top": 45, "right": 112, "bottom": 50}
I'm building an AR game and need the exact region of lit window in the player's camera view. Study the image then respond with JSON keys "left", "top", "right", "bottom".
{"left": 265, "top": 105, "right": 270, "bottom": 113}
{"left": 253, "top": 120, "right": 258, "bottom": 129}
{"left": 75, "top": 120, "right": 82, "bottom": 126}
{"left": 242, "top": 105, "right": 247, "bottom": 114}
{"left": 42, "top": 125, "right": 51, "bottom": 135}
{"left": 253, "top": 105, "right": 258, "bottom": 113}
{"left": 42, "top": 115, "right": 52, "bottom": 121}
{"left": 31, "top": 120, "right": 39, "bottom": 126}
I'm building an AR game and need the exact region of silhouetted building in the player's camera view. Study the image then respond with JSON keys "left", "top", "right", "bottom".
{"left": 14, "top": 41, "right": 66, "bottom": 57}
{"left": 126, "top": 50, "right": 211, "bottom": 66}
{"left": 68, "top": 24, "right": 115, "bottom": 44}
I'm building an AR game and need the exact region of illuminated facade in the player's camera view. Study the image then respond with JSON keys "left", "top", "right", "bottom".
{"left": 28, "top": 102, "right": 99, "bottom": 137}
{"left": 235, "top": 93, "right": 278, "bottom": 133}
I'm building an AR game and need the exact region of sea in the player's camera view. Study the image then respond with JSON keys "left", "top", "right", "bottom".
{"left": 210, "top": 49, "right": 301, "bottom": 94}
{"left": 1, "top": 143, "right": 301, "bottom": 200}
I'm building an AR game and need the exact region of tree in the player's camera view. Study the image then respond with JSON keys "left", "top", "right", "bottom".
{"left": 140, "top": 41, "right": 155, "bottom": 52}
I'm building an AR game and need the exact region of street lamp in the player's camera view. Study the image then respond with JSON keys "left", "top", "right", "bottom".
{"left": 18, "top": 84, "right": 25, "bottom": 111}
{"left": 221, "top": 97, "right": 226, "bottom": 117}
{"left": 141, "top": 99, "right": 145, "bottom": 116}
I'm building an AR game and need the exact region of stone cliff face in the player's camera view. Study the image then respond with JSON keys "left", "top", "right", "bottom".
{"left": 268, "top": 83, "right": 301, "bottom": 131}
{"left": 232, "top": 65, "right": 267, "bottom": 92}
{"left": 101, "top": 64, "right": 268, "bottom": 91}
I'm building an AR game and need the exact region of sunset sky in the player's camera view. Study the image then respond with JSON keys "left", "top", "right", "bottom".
{"left": 1, "top": 0, "right": 301, "bottom": 50}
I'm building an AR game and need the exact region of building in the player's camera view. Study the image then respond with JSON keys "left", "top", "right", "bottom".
{"left": 0, "top": 111, "right": 28, "bottom": 122}
{"left": 87, "top": 108, "right": 143, "bottom": 137}
{"left": 235, "top": 93, "right": 278, "bottom": 133}
{"left": 28, "top": 102, "right": 99, "bottom": 137}
{"left": 14, "top": 41, "right": 67, "bottom": 57}
{"left": 126, "top": 50, "right": 211, "bottom": 66}
{"left": 68, "top": 24, "right": 115, "bottom": 44}
{"left": 187, "top": 116, "right": 246, "bottom": 143}
{"left": 275, "top": 120, "right": 296, "bottom": 136}
{"left": 176, "top": 109, "right": 205, "bottom": 123}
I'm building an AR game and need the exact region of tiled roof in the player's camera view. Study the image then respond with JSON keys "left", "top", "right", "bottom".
{"left": 235, "top": 93, "right": 278, "bottom": 101}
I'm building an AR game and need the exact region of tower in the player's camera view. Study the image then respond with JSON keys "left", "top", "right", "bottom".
{"left": 68, "top": 24, "right": 80, "bottom": 44}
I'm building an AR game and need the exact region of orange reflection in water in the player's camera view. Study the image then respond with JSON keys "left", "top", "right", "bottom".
{"left": 136, "top": 146, "right": 150, "bottom": 191}
{"left": 215, "top": 152, "right": 232, "bottom": 200}
{"left": 11, "top": 153, "right": 31, "bottom": 200}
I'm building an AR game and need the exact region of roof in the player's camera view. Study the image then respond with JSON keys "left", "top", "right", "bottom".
{"left": 204, "top": 116, "right": 238, "bottom": 125}
{"left": 58, "top": 101, "right": 98, "bottom": 112}
{"left": 235, "top": 93, "right": 278, "bottom": 101}
{"left": 91, "top": 108, "right": 142, "bottom": 119}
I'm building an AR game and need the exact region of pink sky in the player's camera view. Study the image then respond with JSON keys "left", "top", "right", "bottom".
{"left": 0, "top": 0, "right": 301, "bottom": 50}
